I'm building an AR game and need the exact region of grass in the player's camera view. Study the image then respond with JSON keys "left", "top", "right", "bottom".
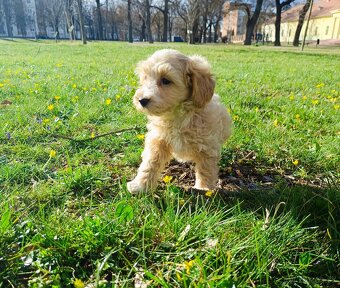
{"left": 0, "top": 39, "right": 339, "bottom": 287}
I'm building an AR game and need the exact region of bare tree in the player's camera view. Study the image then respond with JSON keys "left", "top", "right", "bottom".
{"left": 95, "top": 0, "right": 104, "bottom": 39}
{"left": 293, "top": 0, "right": 312, "bottom": 46}
{"left": 274, "top": 0, "right": 295, "bottom": 46}
{"left": 44, "top": 0, "right": 65, "bottom": 39}
{"left": 145, "top": 0, "right": 153, "bottom": 43}
{"left": 1, "top": 0, "right": 13, "bottom": 37}
{"left": 128, "top": 0, "right": 133, "bottom": 42}
{"left": 76, "top": 0, "right": 87, "bottom": 43}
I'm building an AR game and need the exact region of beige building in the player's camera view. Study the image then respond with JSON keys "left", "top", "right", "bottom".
{"left": 264, "top": 0, "right": 340, "bottom": 44}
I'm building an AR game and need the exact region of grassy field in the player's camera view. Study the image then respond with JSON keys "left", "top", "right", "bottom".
{"left": 0, "top": 39, "right": 339, "bottom": 287}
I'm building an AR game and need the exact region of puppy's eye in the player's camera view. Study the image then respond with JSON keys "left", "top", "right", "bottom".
{"left": 160, "top": 78, "right": 171, "bottom": 85}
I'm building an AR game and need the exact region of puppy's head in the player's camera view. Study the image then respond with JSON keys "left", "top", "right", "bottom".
{"left": 133, "top": 49, "right": 215, "bottom": 116}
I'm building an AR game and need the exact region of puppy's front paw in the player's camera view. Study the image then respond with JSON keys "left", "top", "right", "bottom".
{"left": 127, "top": 179, "right": 146, "bottom": 194}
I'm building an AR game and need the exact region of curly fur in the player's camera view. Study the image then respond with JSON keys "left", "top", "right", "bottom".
{"left": 127, "top": 49, "right": 232, "bottom": 193}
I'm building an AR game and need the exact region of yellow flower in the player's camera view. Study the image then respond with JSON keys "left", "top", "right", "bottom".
{"left": 72, "top": 84, "right": 77, "bottom": 89}
{"left": 233, "top": 115, "right": 239, "bottom": 121}
{"left": 137, "top": 134, "right": 145, "bottom": 140}
{"left": 0, "top": 83, "right": 4, "bottom": 88}
{"left": 316, "top": 82, "right": 324, "bottom": 88}
{"left": 56, "top": 63, "right": 63, "bottom": 68}
{"left": 49, "top": 150, "right": 56, "bottom": 158}
{"left": 273, "top": 119, "right": 278, "bottom": 127}
{"left": 184, "top": 260, "right": 195, "bottom": 274}
{"left": 54, "top": 95, "right": 60, "bottom": 100}
{"left": 295, "top": 114, "right": 300, "bottom": 120}
{"left": 105, "top": 98, "right": 112, "bottom": 105}
{"left": 91, "top": 132, "right": 95, "bottom": 139}
{"left": 72, "top": 95, "right": 79, "bottom": 103}
{"left": 254, "top": 107, "right": 259, "bottom": 112}
{"left": 302, "top": 95, "right": 308, "bottom": 101}
{"left": 43, "top": 118, "right": 50, "bottom": 124}
{"left": 47, "top": 104, "right": 54, "bottom": 111}
{"left": 292, "top": 159, "right": 299, "bottom": 166}
{"left": 289, "top": 94, "right": 294, "bottom": 100}
{"left": 179, "top": 199, "right": 185, "bottom": 206}
{"left": 163, "top": 175, "right": 173, "bottom": 184}
{"left": 205, "top": 190, "right": 214, "bottom": 197}
{"left": 91, "top": 87, "right": 97, "bottom": 92}
{"left": 311, "top": 99, "right": 319, "bottom": 105}
{"left": 334, "top": 104, "right": 339, "bottom": 110}
{"left": 116, "top": 94, "right": 121, "bottom": 101}
{"left": 73, "top": 278, "right": 85, "bottom": 288}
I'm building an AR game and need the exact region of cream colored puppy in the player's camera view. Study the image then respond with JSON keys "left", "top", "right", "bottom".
{"left": 127, "top": 49, "right": 232, "bottom": 194}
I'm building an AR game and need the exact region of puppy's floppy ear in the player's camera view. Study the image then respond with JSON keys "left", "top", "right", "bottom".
{"left": 187, "top": 55, "right": 215, "bottom": 108}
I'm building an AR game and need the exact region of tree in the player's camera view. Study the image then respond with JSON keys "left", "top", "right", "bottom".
{"left": 225, "top": 0, "right": 264, "bottom": 45}
{"left": 292, "top": 0, "right": 312, "bottom": 46}
{"left": 145, "top": 0, "right": 153, "bottom": 43}
{"left": 76, "top": 0, "right": 87, "bottom": 44}
{"left": 274, "top": 0, "right": 295, "bottom": 46}
{"left": 128, "top": 0, "right": 133, "bottom": 42}
{"left": 95, "top": 0, "right": 104, "bottom": 39}
{"left": 1, "top": 0, "right": 13, "bottom": 37}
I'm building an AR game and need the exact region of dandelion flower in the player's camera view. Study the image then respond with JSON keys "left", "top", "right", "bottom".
{"left": 233, "top": 115, "right": 239, "bottom": 121}
{"left": 163, "top": 175, "right": 173, "bottom": 184}
{"left": 292, "top": 159, "right": 299, "bottom": 166}
{"left": 0, "top": 83, "right": 5, "bottom": 88}
{"left": 205, "top": 190, "right": 214, "bottom": 197}
{"left": 105, "top": 98, "right": 112, "bottom": 105}
{"left": 49, "top": 150, "right": 56, "bottom": 158}
{"left": 72, "top": 84, "right": 77, "bottom": 89}
{"left": 47, "top": 104, "right": 54, "bottom": 111}
{"left": 72, "top": 96, "right": 79, "bottom": 103}
{"left": 302, "top": 95, "right": 307, "bottom": 101}
{"left": 273, "top": 119, "right": 278, "bottom": 127}
{"left": 334, "top": 104, "right": 339, "bottom": 110}
{"left": 289, "top": 94, "right": 294, "bottom": 100}
{"left": 73, "top": 279, "right": 85, "bottom": 288}
{"left": 184, "top": 260, "right": 195, "bottom": 274}
{"left": 91, "top": 132, "right": 95, "bottom": 139}
{"left": 54, "top": 95, "right": 60, "bottom": 100}
{"left": 116, "top": 94, "right": 121, "bottom": 101}
{"left": 295, "top": 114, "right": 300, "bottom": 120}
{"left": 312, "top": 99, "right": 319, "bottom": 105}
{"left": 316, "top": 82, "right": 324, "bottom": 88}
{"left": 137, "top": 134, "right": 145, "bottom": 140}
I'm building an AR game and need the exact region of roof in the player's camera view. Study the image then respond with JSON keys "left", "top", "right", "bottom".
{"left": 272, "top": 0, "right": 340, "bottom": 23}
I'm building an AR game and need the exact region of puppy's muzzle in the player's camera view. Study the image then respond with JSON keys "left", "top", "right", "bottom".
{"left": 139, "top": 98, "right": 150, "bottom": 107}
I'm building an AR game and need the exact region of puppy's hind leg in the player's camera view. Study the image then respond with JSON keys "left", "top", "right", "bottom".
{"left": 193, "top": 155, "right": 220, "bottom": 191}
{"left": 127, "top": 137, "right": 172, "bottom": 194}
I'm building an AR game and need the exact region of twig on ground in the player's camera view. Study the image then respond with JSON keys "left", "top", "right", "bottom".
{"left": 51, "top": 126, "right": 142, "bottom": 142}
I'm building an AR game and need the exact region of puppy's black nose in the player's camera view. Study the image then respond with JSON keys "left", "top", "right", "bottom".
{"left": 139, "top": 98, "right": 150, "bottom": 107}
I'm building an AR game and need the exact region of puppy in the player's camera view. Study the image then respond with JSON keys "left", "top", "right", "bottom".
{"left": 127, "top": 49, "right": 232, "bottom": 194}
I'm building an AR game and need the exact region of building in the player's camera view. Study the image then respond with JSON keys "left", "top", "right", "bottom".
{"left": 264, "top": 0, "right": 340, "bottom": 44}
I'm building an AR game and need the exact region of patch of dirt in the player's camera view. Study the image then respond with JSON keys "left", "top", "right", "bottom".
{"left": 163, "top": 156, "right": 329, "bottom": 193}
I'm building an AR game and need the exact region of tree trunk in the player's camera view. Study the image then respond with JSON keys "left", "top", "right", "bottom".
{"left": 3, "top": 0, "right": 13, "bottom": 37}
{"left": 274, "top": 0, "right": 282, "bottom": 46}
{"left": 162, "top": 0, "right": 168, "bottom": 42}
{"left": 293, "top": 0, "right": 311, "bottom": 46}
{"left": 146, "top": 0, "right": 153, "bottom": 43}
{"left": 76, "top": 0, "right": 87, "bottom": 44}
{"left": 275, "top": 0, "right": 296, "bottom": 46}
{"left": 128, "top": 0, "right": 133, "bottom": 42}
{"left": 95, "top": 0, "right": 103, "bottom": 40}
{"left": 244, "top": 0, "right": 264, "bottom": 45}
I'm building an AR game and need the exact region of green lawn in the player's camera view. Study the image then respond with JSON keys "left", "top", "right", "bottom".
{"left": 0, "top": 39, "right": 339, "bottom": 287}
